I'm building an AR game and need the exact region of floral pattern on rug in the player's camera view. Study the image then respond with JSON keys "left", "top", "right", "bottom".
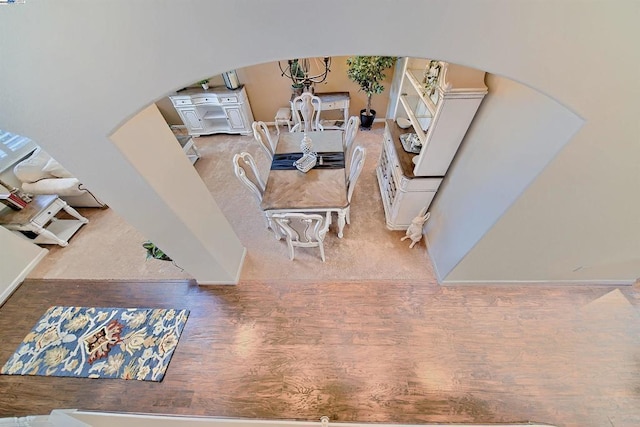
{"left": 1, "top": 306, "right": 189, "bottom": 381}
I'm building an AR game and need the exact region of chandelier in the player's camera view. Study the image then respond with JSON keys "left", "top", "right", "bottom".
{"left": 278, "top": 57, "right": 331, "bottom": 92}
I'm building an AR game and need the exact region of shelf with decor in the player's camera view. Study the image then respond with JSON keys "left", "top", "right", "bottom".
{"left": 378, "top": 57, "right": 487, "bottom": 229}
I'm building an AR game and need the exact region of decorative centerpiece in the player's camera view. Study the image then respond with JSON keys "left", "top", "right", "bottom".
{"left": 300, "top": 132, "right": 314, "bottom": 154}
{"left": 294, "top": 152, "right": 318, "bottom": 173}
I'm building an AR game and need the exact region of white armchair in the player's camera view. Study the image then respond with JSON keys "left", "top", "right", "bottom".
{"left": 13, "top": 148, "right": 105, "bottom": 208}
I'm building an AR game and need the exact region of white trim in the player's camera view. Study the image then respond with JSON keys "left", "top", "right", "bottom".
{"left": 197, "top": 247, "right": 246, "bottom": 285}
{"left": 423, "top": 233, "right": 444, "bottom": 284}
{"left": 425, "top": 232, "right": 636, "bottom": 286}
{"left": 50, "top": 410, "right": 557, "bottom": 427}
{"left": 441, "top": 279, "right": 637, "bottom": 286}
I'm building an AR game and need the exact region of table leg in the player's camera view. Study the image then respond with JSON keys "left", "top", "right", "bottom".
{"left": 337, "top": 209, "right": 346, "bottom": 238}
{"left": 30, "top": 223, "right": 68, "bottom": 247}
{"left": 264, "top": 212, "right": 283, "bottom": 240}
{"left": 60, "top": 200, "right": 89, "bottom": 224}
{"left": 343, "top": 104, "right": 349, "bottom": 127}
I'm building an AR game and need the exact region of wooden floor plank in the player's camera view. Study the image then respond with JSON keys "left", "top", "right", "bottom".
{"left": 0, "top": 279, "right": 639, "bottom": 427}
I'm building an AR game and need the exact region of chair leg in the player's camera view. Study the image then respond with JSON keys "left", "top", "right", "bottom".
{"left": 287, "top": 240, "right": 296, "bottom": 260}
{"left": 337, "top": 209, "right": 347, "bottom": 238}
{"left": 318, "top": 241, "right": 326, "bottom": 262}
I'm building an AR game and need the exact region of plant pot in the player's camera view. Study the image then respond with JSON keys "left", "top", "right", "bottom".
{"left": 360, "top": 109, "right": 376, "bottom": 129}
{"left": 201, "top": 83, "right": 209, "bottom": 90}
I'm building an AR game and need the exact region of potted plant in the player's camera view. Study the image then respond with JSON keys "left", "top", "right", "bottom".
{"left": 290, "top": 59, "right": 306, "bottom": 96}
{"left": 346, "top": 56, "right": 396, "bottom": 129}
{"left": 198, "top": 79, "right": 210, "bottom": 90}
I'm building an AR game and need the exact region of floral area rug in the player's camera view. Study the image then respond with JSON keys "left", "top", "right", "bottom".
{"left": 1, "top": 306, "right": 189, "bottom": 381}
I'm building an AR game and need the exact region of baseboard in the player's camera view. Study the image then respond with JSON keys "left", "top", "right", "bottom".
{"left": 196, "top": 247, "right": 246, "bottom": 286}
{"left": 0, "top": 247, "right": 48, "bottom": 306}
{"left": 234, "top": 247, "right": 247, "bottom": 284}
{"left": 441, "top": 279, "right": 637, "bottom": 286}
{"left": 423, "top": 234, "right": 635, "bottom": 286}
{"left": 423, "top": 233, "right": 444, "bottom": 284}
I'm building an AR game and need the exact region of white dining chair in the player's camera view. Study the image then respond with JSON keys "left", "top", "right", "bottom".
{"left": 271, "top": 212, "right": 331, "bottom": 262}
{"left": 344, "top": 115, "right": 360, "bottom": 152}
{"left": 344, "top": 145, "right": 366, "bottom": 225}
{"left": 344, "top": 115, "right": 360, "bottom": 175}
{"left": 232, "top": 152, "right": 265, "bottom": 203}
{"left": 252, "top": 121, "right": 276, "bottom": 160}
{"left": 291, "top": 92, "right": 324, "bottom": 133}
{"left": 233, "top": 151, "right": 278, "bottom": 234}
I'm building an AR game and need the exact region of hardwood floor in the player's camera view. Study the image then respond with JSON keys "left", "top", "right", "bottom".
{"left": 0, "top": 279, "right": 639, "bottom": 427}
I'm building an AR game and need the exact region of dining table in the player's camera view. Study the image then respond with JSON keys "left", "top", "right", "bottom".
{"left": 260, "top": 130, "right": 349, "bottom": 238}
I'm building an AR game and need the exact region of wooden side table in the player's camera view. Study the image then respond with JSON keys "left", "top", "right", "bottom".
{"left": 176, "top": 134, "right": 201, "bottom": 164}
{"left": 0, "top": 194, "right": 89, "bottom": 247}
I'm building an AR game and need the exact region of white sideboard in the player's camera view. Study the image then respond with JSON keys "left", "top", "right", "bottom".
{"left": 377, "top": 120, "right": 442, "bottom": 230}
{"left": 378, "top": 58, "right": 487, "bottom": 229}
{"left": 170, "top": 85, "right": 255, "bottom": 136}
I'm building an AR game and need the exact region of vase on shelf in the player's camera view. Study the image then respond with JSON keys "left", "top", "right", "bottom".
{"left": 300, "top": 133, "right": 314, "bottom": 154}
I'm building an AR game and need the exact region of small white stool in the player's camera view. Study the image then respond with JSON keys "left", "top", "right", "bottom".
{"left": 274, "top": 107, "right": 292, "bottom": 134}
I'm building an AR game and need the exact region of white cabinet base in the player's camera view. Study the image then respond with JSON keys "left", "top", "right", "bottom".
{"left": 377, "top": 121, "right": 442, "bottom": 230}
{"left": 170, "top": 86, "right": 255, "bottom": 137}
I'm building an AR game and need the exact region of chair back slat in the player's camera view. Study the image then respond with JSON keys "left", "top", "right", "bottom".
{"left": 252, "top": 121, "right": 275, "bottom": 160}
{"left": 271, "top": 212, "right": 330, "bottom": 262}
{"left": 232, "top": 152, "right": 265, "bottom": 203}
{"left": 291, "top": 92, "right": 324, "bottom": 132}
{"left": 347, "top": 145, "right": 366, "bottom": 203}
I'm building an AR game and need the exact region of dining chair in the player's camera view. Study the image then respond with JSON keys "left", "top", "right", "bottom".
{"left": 291, "top": 92, "right": 324, "bottom": 133}
{"left": 344, "top": 145, "right": 366, "bottom": 225}
{"left": 271, "top": 212, "right": 331, "bottom": 262}
{"left": 232, "top": 152, "right": 265, "bottom": 203}
{"left": 252, "top": 121, "right": 276, "bottom": 160}
{"left": 233, "top": 151, "right": 279, "bottom": 234}
{"left": 344, "top": 115, "right": 360, "bottom": 152}
{"left": 344, "top": 115, "right": 360, "bottom": 175}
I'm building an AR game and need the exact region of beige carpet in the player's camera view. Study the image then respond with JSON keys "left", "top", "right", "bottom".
{"left": 28, "top": 123, "right": 437, "bottom": 283}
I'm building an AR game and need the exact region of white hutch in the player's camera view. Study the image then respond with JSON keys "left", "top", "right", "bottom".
{"left": 377, "top": 58, "right": 487, "bottom": 229}
{"left": 170, "top": 85, "right": 254, "bottom": 136}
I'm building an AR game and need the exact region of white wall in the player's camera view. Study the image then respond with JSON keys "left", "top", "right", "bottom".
{"left": 110, "top": 105, "right": 246, "bottom": 283}
{"left": 0, "top": 227, "right": 47, "bottom": 305}
{"left": 427, "top": 74, "right": 583, "bottom": 281}
{"left": 0, "top": 0, "right": 638, "bottom": 283}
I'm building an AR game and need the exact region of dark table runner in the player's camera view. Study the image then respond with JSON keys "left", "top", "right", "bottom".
{"left": 271, "top": 152, "right": 345, "bottom": 170}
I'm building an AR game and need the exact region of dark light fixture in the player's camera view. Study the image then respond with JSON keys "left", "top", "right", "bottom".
{"left": 278, "top": 57, "right": 331, "bottom": 92}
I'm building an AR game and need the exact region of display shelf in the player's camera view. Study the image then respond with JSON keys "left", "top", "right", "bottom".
{"left": 398, "top": 95, "right": 427, "bottom": 144}
{"left": 405, "top": 68, "right": 437, "bottom": 114}
{"left": 376, "top": 57, "right": 487, "bottom": 229}
{"left": 202, "top": 111, "right": 226, "bottom": 120}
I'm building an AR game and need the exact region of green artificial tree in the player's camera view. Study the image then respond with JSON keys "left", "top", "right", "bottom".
{"left": 346, "top": 56, "right": 397, "bottom": 118}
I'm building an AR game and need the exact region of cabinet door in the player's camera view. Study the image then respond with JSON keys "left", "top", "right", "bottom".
{"left": 177, "top": 108, "right": 204, "bottom": 133}
{"left": 224, "top": 107, "right": 246, "bottom": 130}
